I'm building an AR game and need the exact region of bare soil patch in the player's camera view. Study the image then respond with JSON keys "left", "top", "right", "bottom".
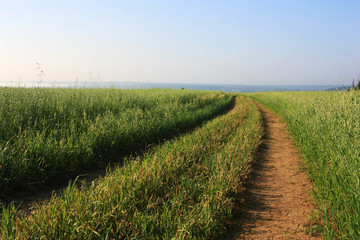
{"left": 227, "top": 104, "right": 320, "bottom": 239}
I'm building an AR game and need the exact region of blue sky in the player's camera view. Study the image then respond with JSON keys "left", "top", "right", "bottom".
{"left": 1, "top": 0, "right": 359, "bottom": 85}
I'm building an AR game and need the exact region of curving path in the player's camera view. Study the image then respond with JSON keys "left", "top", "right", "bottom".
{"left": 228, "top": 103, "right": 320, "bottom": 239}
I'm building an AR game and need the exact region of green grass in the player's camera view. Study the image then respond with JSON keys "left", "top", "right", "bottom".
{"left": 0, "top": 96, "right": 263, "bottom": 239}
{"left": 248, "top": 90, "right": 360, "bottom": 239}
{"left": 0, "top": 88, "right": 232, "bottom": 195}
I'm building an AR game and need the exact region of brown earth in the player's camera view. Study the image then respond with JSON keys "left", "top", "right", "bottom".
{"left": 227, "top": 104, "right": 320, "bottom": 239}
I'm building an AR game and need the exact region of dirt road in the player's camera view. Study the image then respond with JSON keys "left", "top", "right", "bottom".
{"left": 228, "top": 104, "right": 320, "bottom": 239}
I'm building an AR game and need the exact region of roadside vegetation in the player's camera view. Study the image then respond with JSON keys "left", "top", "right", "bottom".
{"left": 0, "top": 88, "right": 232, "bottom": 195}
{"left": 0, "top": 96, "right": 263, "bottom": 239}
{"left": 249, "top": 90, "right": 360, "bottom": 239}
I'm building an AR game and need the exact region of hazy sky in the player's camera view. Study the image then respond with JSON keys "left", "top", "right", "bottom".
{"left": 1, "top": 0, "right": 359, "bottom": 85}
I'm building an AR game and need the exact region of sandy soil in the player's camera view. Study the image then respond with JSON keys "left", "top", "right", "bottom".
{"left": 227, "top": 104, "right": 320, "bottom": 239}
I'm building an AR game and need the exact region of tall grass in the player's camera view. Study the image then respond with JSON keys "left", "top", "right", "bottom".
{"left": 249, "top": 90, "right": 360, "bottom": 239}
{"left": 0, "top": 88, "right": 232, "bottom": 195}
{"left": 0, "top": 97, "right": 263, "bottom": 239}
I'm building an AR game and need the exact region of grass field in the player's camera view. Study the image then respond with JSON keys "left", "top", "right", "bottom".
{"left": 0, "top": 96, "right": 263, "bottom": 239}
{"left": 3, "top": 87, "right": 357, "bottom": 239}
{"left": 249, "top": 90, "right": 360, "bottom": 239}
{"left": 0, "top": 88, "right": 232, "bottom": 195}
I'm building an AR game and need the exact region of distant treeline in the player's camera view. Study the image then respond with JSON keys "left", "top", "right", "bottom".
{"left": 350, "top": 78, "right": 360, "bottom": 90}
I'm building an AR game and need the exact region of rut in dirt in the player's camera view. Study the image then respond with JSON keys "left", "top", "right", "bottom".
{"left": 227, "top": 103, "right": 320, "bottom": 240}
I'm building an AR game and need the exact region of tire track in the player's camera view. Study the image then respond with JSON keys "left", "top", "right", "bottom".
{"left": 227, "top": 103, "right": 320, "bottom": 239}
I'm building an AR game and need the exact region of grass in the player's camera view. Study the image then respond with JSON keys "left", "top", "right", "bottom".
{"left": 0, "top": 96, "right": 263, "bottom": 239}
{"left": 248, "top": 90, "right": 360, "bottom": 239}
{"left": 0, "top": 88, "right": 232, "bottom": 195}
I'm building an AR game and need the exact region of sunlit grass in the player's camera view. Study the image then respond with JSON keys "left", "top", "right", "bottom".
{"left": 0, "top": 96, "right": 263, "bottom": 239}
{"left": 0, "top": 87, "right": 232, "bottom": 194}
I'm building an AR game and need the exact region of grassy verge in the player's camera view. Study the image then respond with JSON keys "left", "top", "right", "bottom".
{"left": 248, "top": 91, "right": 360, "bottom": 239}
{"left": 0, "top": 96, "right": 263, "bottom": 239}
{"left": 0, "top": 88, "right": 232, "bottom": 195}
